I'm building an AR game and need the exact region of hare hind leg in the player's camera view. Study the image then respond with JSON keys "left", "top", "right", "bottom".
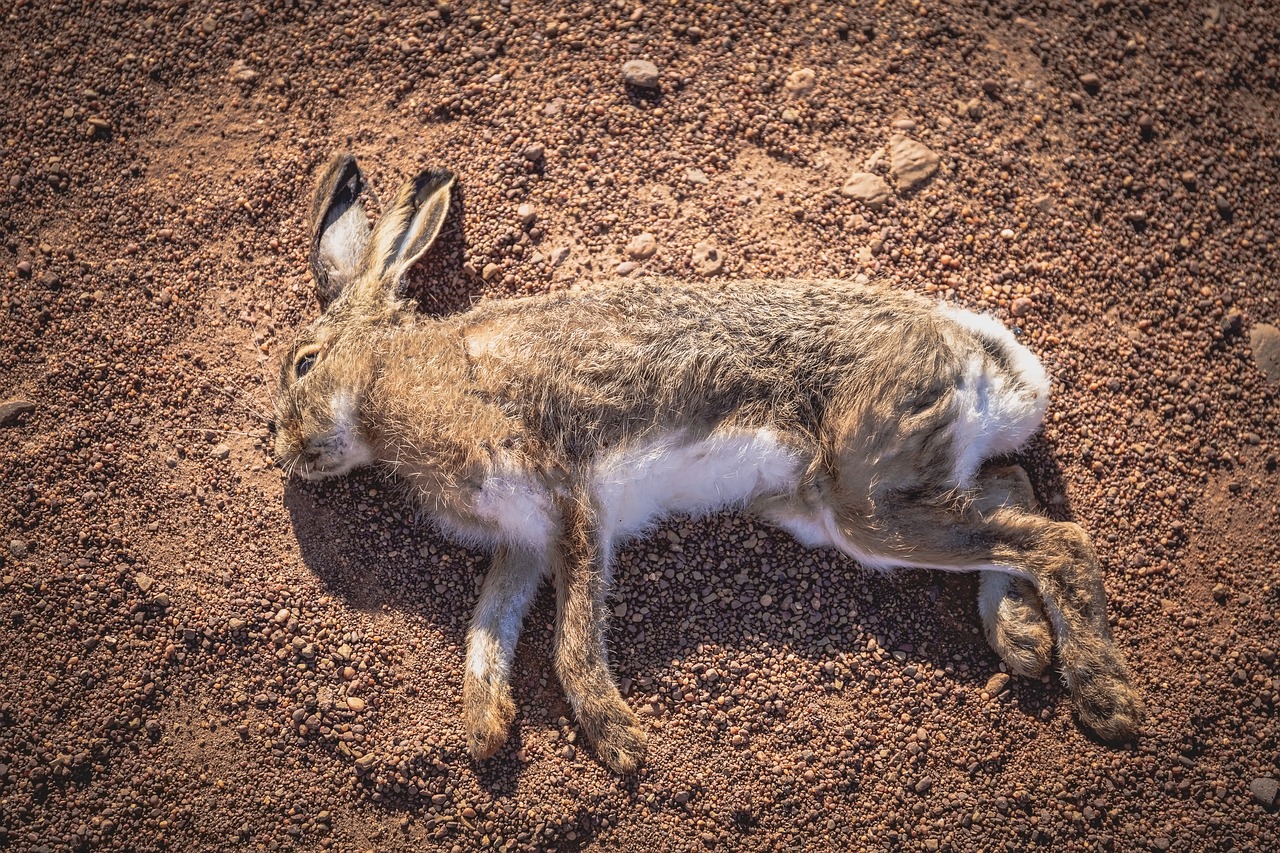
{"left": 973, "top": 465, "right": 1053, "bottom": 678}
{"left": 831, "top": 484, "right": 1143, "bottom": 742}
{"left": 549, "top": 500, "right": 647, "bottom": 773}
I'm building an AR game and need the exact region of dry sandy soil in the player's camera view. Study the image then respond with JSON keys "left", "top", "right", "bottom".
{"left": 3, "top": 1, "right": 1279, "bottom": 850}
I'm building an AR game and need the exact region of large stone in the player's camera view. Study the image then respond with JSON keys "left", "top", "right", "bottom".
{"left": 1251, "top": 323, "right": 1280, "bottom": 382}
{"left": 888, "top": 134, "right": 940, "bottom": 192}
{"left": 622, "top": 59, "right": 660, "bottom": 89}
{"left": 840, "top": 172, "right": 892, "bottom": 210}
{"left": 1249, "top": 776, "right": 1278, "bottom": 806}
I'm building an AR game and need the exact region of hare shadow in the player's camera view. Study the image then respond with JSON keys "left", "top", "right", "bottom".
{"left": 282, "top": 475, "right": 555, "bottom": 794}
{"left": 598, "top": 430, "right": 1099, "bottom": 744}
{"left": 281, "top": 423, "right": 1104, "bottom": 796}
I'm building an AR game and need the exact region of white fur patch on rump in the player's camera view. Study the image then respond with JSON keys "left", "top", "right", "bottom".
{"left": 938, "top": 306, "right": 1050, "bottom": 486}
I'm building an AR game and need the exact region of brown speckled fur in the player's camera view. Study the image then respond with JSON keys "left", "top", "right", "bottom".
{"left": 274, "top": 156, "right": 1143, "bottom": 772}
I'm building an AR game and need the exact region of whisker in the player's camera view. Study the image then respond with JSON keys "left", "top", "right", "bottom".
{"left": 162, "top": 427, "right": 271, "bottom": 439}
{"left": 207, "top": 376, "right": 273, "bottom": 424}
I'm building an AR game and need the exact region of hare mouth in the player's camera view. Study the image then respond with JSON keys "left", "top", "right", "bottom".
{"left": 290, "top": 434, "right": 374, "bottom": 481}
{"left": 296, "top": 454, "right": 341, "bottom": 480}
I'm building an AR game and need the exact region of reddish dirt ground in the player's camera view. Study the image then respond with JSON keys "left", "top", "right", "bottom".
{"left": 2, "top": 1, "right": 1279, "bottom": 851}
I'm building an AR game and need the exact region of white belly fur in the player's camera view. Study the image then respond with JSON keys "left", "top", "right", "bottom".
{"left": 592, "top": 428, "right": 806, "bottom": 543}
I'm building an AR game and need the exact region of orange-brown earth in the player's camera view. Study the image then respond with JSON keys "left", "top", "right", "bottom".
{"left": 2, "top": 1, "right": 1278, "bottom": 850}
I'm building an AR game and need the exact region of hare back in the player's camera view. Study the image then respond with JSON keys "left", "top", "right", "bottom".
{"left": 458, "top": 279, "right": 947, "bottom": 447}
{"left": 453, "top": 279, "right": 1046, "bottom": 471}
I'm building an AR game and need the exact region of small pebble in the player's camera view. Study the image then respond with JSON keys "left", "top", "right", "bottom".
{"left": 625, "top": 232, "right": 657, "bottom": 260}
{"left": 691, "top": 241, "right": 723, "bottom": 276}
{"left": 228, "top": 60, "right": 259, "bottom": 83}
{"left": 1249, "top": 324, "right": 1280, "bottom": 382}
{"left": 840, "top": 173, "right": 892, "bottom": 210}
{"left": 784, "top": 67, "right": 816, "bottom": 96}
{"left": 888, "top": 134, "right": 940, "bottom": 192}
{"left": 0, "top": 399, "right": 35, "bottom": 426}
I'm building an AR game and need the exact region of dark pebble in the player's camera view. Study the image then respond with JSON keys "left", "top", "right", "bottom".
{"left": 0, "top": 400, "right": 36, "bottom": 427}
{"left": 1249, "top": 777, "right": 1277, "bottom": 806}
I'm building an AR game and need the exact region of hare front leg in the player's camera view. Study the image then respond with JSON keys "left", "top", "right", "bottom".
{"left": 550, "top": 500, "right": 647, "bottom": 773}
{"left": 463, "top": 543, "right": 545, "bottom": 760}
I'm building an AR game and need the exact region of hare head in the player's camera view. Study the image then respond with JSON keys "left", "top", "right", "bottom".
{"left": 273, "top": 155, "right": 454, "bottom": 480}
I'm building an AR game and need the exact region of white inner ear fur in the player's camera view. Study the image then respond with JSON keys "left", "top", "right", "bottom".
{"left": 318, "top": 202, "right": 370, "bottom": 282}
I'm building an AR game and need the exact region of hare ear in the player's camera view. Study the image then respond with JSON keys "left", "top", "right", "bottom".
{"left": 309, "top": 154, "right": 378, "bottom": 309}
{"left": 366, "top": 167, "right": 454, "bottom": 292}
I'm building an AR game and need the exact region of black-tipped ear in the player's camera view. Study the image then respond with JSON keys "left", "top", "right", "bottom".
{"left": 367, "top": 167, "right": 455, "bottom": 291}
{"left": 309, "top": 154, "right": 379, "bottom": 309}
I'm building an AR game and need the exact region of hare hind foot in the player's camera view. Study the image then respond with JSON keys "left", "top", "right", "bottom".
{"left": 974, "top": 465, "right": 1053, "bottom": 677}
{"left": 578, "top": 695, "right": 648, "bottom": 774}
{"left": 463, "top": 673, "right": 516, "bottom": 760}
{"left": 1063, "top": 642, "right": 1144, "bottom": 743}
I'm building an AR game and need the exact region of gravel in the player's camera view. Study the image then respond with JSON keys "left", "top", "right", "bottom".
{"left": 2, "top": 1, "right": 1278, "bottom": 850}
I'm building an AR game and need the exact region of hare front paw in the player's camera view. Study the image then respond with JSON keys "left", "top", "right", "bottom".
{"left": 578, "top": 697, "right": 647, "bottom": 773}
{"left": 463, "top": 674, "right": 516, "bottom": 760}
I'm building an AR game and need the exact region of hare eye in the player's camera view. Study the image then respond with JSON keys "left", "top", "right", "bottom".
{"left": 295, "top": 353, "right": 317, "bottom": 379}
